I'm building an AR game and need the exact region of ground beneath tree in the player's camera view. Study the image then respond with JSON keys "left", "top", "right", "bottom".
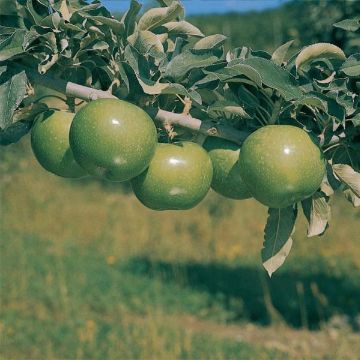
{"left": 178, "top": 315, "right": 360, "bottom": 359}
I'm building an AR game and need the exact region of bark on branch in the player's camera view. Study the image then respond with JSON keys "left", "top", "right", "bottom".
{"left": 24, "top": 69, "right": 250, "bottom": 145}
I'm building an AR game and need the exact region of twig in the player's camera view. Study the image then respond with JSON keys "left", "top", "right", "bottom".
{"left": 34, "top": 95, "right": 67, "bottom": 104}
{"left": 23, "top": 67, "right": 251, "bottom": 145}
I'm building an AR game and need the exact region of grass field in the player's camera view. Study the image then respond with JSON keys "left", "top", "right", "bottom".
{"left": 1, "top": 137, "right": 360, "bottom": 359}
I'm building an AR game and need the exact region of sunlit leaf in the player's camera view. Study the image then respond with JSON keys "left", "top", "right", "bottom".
{"left": 208, "top": 100, "right": 251, "bottom": 119}
{"left": 233, "top": 57, "right": 302, "bottom": 100}
{"left": 128, "top": 30, "right": 165, "bottom": 58}
{"left": 0, "top": 29, "right": 26, "bottom": 61}
{"left": 343, "top": 188, "right": 360, "bottom": 207}
{"left": 164, "top": 50, "right": 219, "bottom": 81}
{"left": 193, "top": 34, "right": 227, "bottom": 50}
{"left": 160, "top": 21, "right": 204, "bottom": 37}
{"left": 334, "top": 17, "right": 360, "bottom": 32}
{"left": 0, "top": 70, "right": 28, "bottom": 130}
{"left": 295, "top": 43, "right": 346, "bottom": 72}
{"left": 262, "top": 206, "right": 297, "bottom": 277}
{"left": 59, "top": 0, "right": 71, "bottom": 21}
{"left": 333, "top": 164, "right": 360, "bottom": 197}
{"left": 302, "top": 194, "right": 331, "bottom": 237}
{"left": 340, "top": 54, "right": 360, "bottom": 77}
{"left": 271, "top": 40, "right": 294, "bottom": 65}
{"left": 138, "top": 1, "right": 183, "bottom": 31}
{"left": 121, "top": 0, "right": 142, "bottom": 37}
{"left": 205, "top": 64, "right": 262, "bottom": 87}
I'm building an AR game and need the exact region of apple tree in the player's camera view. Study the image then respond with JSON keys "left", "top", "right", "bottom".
{"left": 0, "top": 0, "right": 359, "bottom": 275}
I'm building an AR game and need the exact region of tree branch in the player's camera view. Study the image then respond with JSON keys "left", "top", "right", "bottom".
{"left": 24, "top": 68, "right": 250, "bottom": 145}
{"left": 26, "top": 70, "right": 117, "bottom": 101}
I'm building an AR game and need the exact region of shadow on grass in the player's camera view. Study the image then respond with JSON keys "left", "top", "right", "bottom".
{"left": 122, "top": 257, "right": 360, "bottom": 330}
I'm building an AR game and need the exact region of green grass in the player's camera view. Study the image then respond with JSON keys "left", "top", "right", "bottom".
{"left": 1, "top": 139, "right": 359, "bottom": 359}
{"left": 0, "top": 234, "right": 286, "bottom": 359}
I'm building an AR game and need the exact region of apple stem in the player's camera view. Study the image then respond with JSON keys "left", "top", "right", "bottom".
{"left": 23, "top": 67, "right": 251, "bottom": 145}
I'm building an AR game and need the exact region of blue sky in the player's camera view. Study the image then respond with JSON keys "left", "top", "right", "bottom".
{"left": 101, "top": 0, "right": 291, "bottom": 15}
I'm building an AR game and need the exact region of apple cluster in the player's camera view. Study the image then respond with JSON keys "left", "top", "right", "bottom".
{"left": 31, "top": 99, "right": 326, "bottom": 210}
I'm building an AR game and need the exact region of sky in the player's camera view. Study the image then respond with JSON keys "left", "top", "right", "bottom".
{"left": 101, "top": 0, "right": 291, "bottom": 15}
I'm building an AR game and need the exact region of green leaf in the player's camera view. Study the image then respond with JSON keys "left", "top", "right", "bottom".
{"left": 262, "top": 206, "right": 297, "bottom": 277}
{"left": 137, "top": 78, "right": 169, "bottom": 94}
{"left": 349, "top": 113, "right": 360, "bottom": 127}
{"left": 295, "top": 95, "right": 327, "bottom": 112}
{"left": 193, "top": 73, "right": 219, "bottom": 88}
{"left": 0, "top": 121, "right": 32, "bottom": 146}
{"left": 320, "top": 164, "right": 341, "bottom": 196}
{"left": 332, "top": 148, "right": 360, "bottom": 171}
{"left": 0, "top": 66, "right": 7, "bottom": 77}
{"left": 271, "top": 40, "right": 294, "bottom": 65}
{"left": 38, "top": 53, "right": 59, "bottom": 74}
{"left": 160, "top": 21, "right": 204, "bottom": 37}
{"left": 164, "top": 50, "right": 219, "bottom": 81}
{"left": 12, "top": 101, "right": 48, "bottom": 124}
{"left": 128, "top": 30, "right": 164, "bottom": 58}
{"left": 161, "top": 83, "right": 202, "bottom": 104}
{"left": 117, "top": 62, "right": 130, "bottom": 94}
{"left": 209, "top": 63, "right": 262, "bottom": 87}
{"left": 0, "top": 29, "right": 26, "bottom": 61}
{"left": 24, "top": 0, "right": 49, "bottom": 25}
{"left": 193, "top": 34, "right": 227, "bottom": 50}
{"left": 169, "top": 36, "right": 186, "bottom": 59}
{"left": 58, "top": 19, "right": 85, "bottom": 33}
{"left": 124, "top": 45, "right": 141, "bottom": 75}
{"left": 0, "top": 70, "right": 28, "bottom": 130}
{"left": 208, "top": 100, "right": 251, "bottom": 119}
{"left": 84, "top": 15, "right": 125, "bottom": 35}
{"left": 0, "top": 0, "right": 24, "bottom": 28}
{"left": 340, "top": 54, "right": 360, "bottom": 77}
{"left": 333, "top": 89, "right": 357, "bottom": 116}
{"left": 58, "top": 0, "right": 71, "bottom": 21}
{"left": 138, "top": 1, "right": 183, "bottom": 31}
{"left": 237, "top": 86, "right": 261, "bottom": 108}
{"left": 23, "top": 27, "right": 57, "bottom": 54}
{"left": 295, "top": 93, "right": 345, "bottom": 121}
{"left": 69, "top": 2, "right": 100, "bottom": 14}
{"left": 332, "top": 164, "right": 360, "bottom": 197}
{"left": 235, "top": 57, "right": 302, "bottom": 100}
{"left": 137, "top": 78, "right": 202, "bottom": 104}
{"left": 295, "top": 43, "right": 346, "bottom": 72}
{"left": 302, "top": 194, "right": 331, "bottom": 237}
{"left": 121, "top": 0, "right": 142, "bottom": 37}
{"left": 40, "top": 12, "right": 62, "bottom": 29}
{"left": 0, "top": 101, "right": 48, "bottom": 145}
{"left": 343, "top": 188, "right": 360, "bottom": 207}
{"left": 333, "top": 17, "right": 360, "bottom": 32}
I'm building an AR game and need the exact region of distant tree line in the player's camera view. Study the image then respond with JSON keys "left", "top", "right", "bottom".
{"left": 189, "top": 0, "right": 360, "bottom": 53}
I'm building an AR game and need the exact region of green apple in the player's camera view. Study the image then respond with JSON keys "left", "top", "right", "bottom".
{"left": 69, "top": 98, "right": 158, "bottom": 181}
{"left": 203, "top": 137, "right": 251, "bottom": 200}
{"left": 239, "top": 125, "right": 326, "bottom": 208}
{"left": 131, "top": 141, "right": 213, "bottom": 210}
{"left": 31, "top": 110, "right": 86, "bottom": 178}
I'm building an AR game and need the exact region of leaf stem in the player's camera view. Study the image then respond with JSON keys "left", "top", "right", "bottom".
{"left": 323, "top": 143, "right": 341, "bottom": 153}
{"left": 345, "top": 146, "right": 355, "bottom": 169}
{"left": 34, "top": 95, "right": 67, "bottom": 104}
{"left": 255, "top": 111, "right": 268, "bottom": 126}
